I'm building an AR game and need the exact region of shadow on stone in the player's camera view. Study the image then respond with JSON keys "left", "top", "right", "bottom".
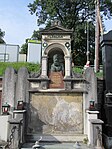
{"left": 27, "top": 105, "right": 45, "bottom": 134}
{"left": 103, "top": 125, "right": 112, "bottom": 149}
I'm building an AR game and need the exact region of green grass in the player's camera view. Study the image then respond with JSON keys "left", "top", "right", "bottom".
{"left": 73, "top": 66, "right": 103, "bottom": 79}
{"left": 0, "top": 62, "right": 40, "bottom": 76}
{"left": 96, "top": 71, "right": 103, "bottom": 79}
{"left": 72, "top": 66, "right": 84, "bottom": 74}
{"left": 0, "top": 62, "right": 103, "bottom": 79}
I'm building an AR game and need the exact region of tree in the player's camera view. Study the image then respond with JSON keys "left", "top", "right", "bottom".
{"left": 20, "top": 43, "right": 28, "bottom": 55}
{"left": 31, "top": 30, "right": 41, "bottom": 40}
{"left": 28, "top": 0, "right": 112, "bottom": 28}
{"left": 28, "top": 0, "right": 112, "bottom": 66}
{"left": 20, "top": 39, "right": 29, "bottom": 55}
{"left": 0, "top": 28, "right": 5, "bottom": 44}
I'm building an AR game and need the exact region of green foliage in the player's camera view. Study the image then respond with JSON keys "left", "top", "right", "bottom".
{"left": 96, "top": 71, "right": 103, "bottom": 79}
{"left": 31, "top": 30, "right": 41, "bottom": 40}
{"left": 72, "top": 66, "right": 103, "bottom": 79}
{"left": 83, "top": 137, "right": 88, "bottom": 144}
{"left": 26, "top": 62, "right": 40, "bottom": 72}
{"left": 20, "top": 43, "right": 28, "bottom": 55}
{"left": 28, "top": 0, "right": 112, "bottom": 28}
{"left": 0, "top": 62, "right": 40, "bottom": 76}
{"left": 72, "top": 66, "right": 84, "bottom": 74}
{"left": 28, "top": 0, "right": 112, "bottom": 66}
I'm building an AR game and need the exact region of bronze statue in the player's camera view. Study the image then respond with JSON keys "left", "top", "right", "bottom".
{"left": 50, "top": 54, "right": 64, "bottom": 73}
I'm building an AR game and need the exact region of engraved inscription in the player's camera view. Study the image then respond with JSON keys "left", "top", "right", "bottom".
{"left": 49, "top": 72, "right": 64, "bottom": 88}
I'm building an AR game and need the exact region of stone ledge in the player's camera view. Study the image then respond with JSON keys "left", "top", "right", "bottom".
{"left": 28, "top": 77, "right": 86, "bottom": 82}
{"left": 26, "top": 134, "right": 87, "bottom": 142}
{"left": 0, "top": 140, "right": 8, "bottom": 148}
{"left": 63, "top": 78, "right": 86, "bottom": 81}
{"left": 13, "top": 110, "right": 26, "bottom": 113}
{"left": 86, "top": 110, "right": 99, "bottom": 114}
{"left": 8, "top": 118, "right": 23, "bottom": 124}
{"left": 28, "top": 88, "right": 88, "bottom": 93}
{"left": 28, "top": 78, "right": 50, "bottom": 82}
{"left": 89, "top": 119, "right": 104, "bottom": 124}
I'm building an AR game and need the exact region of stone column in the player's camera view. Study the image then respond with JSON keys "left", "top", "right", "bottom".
{"left": 41, "top": 55, "right": 48, "bottom": 77}
{"left": 8, "top": 119, "right": 22, "bottom": 149}
{"left": 86, "top": 110, "right": 99, "bottom": 145}
{"left": 89, "top": 119, "right": 104, "bottom": 147}
{"left": 64, "top": 55, "right": 71, "bottom": 77}
{"left": 13, "top": 110, "right": 26, "bottom": 144}
{"left": 40, "top": 55, "right": 49, "bottom": 89}
{"left": 0, "top": 115, "right": 11, "bottom": 141}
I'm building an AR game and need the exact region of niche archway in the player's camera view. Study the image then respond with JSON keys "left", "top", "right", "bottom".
{"left": 47, "top": 48, "right": 65, "bottom": 76}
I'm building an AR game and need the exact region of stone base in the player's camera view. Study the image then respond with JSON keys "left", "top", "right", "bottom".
{"left": 29, "top": 93, "right": 83, "bottom": 134}
{"left": 21, "top": 142, "right": 94, "bottom": 149}
{"left": 0, "top": 115, "right": 11, "bottom": 141}
{"left": 26, "top": 134, "right": 87, "bottom": 142}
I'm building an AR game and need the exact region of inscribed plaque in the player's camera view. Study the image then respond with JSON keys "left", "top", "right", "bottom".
{"left": 49, "top": 72, "right": 64, "bottom": 88}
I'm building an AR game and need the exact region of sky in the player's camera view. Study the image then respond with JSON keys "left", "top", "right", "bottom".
{"left": 0, "top": 0, "right": 38, "bottom": 47}
{"left": 0, "top": 0, "right": 112, "bottom": 47}
{"left": 104, "top": 19, "right": 112, "bottom": 32}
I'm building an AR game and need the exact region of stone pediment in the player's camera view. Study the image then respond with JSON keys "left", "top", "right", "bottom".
{"left": 40, "top": 25, "right": 73, "bottom": 35}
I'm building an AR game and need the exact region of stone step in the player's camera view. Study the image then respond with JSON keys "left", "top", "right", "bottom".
{"left": 26, "top": 133, "right": 87, "bottom": 143}
{"left": 21, "top": 142, "right": 94, "bottom": 149}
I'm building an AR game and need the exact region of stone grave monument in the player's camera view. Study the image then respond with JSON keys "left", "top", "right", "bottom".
{"left": 27, "top": 22, "right": 99, "bottom": 143}
{"left": 0, "top": 22, "right": 102, "bottom": 148}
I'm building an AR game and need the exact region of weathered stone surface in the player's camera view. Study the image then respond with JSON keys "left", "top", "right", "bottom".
{"left": 15, "top": 67, "right": 29, "bottom": 107}
{"left": 84, "top": 67, "right": 97, "bottom": 110}
{"left": 97, "top": 79, "right": 104, "bottom": 116}
{"left": 101, "top": 30, "right": 112, "bottom": 91}
{"left": 21, "top": 142, "right": 94, "bottom": 149}
{"left": 29, "top": 93, "right": 83, "bottom": 134}
{"left": 2, "top": 67, "right": 16, "bottom": 109}
{"left": 100, "top": 30, "right": 112, "bottom": 135}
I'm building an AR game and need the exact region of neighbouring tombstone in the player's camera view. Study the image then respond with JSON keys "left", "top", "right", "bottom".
{"left": 100, "top": 31, "right": 112, "bottom": 148}
{"left": 2, "top": 67, "right": 17, "bottom": 111}
{"left": 100, "top": 30, "right": 112, "bottom": 91}
{"left": 84, "top": 67, "right": 97, "bottom": 110}
{"left": 15, "top": 67, "right": 29, "bottom": 109}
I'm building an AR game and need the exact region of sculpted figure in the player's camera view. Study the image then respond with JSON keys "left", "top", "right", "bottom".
{"left": 50, "top": 54, "right": 64, "bottom": 73}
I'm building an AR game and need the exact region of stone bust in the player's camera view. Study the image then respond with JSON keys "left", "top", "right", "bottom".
{"left": 50, "top": 54, "right": 64, "bottom": 73}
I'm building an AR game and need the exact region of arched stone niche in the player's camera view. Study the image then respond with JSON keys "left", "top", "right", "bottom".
{"left": 47, "top": 48, "right": 65, "bottom": 76}
{"left": 40, "top": 25, "right": 72, "bottom": 89}
{"left": 44, "top": 43, "right": 68, "bottom": 56}
{"left": 44, "top": 43, "right": 66, "bottom": 75}
{"left": 41, "top": 43, "right": 71, "bottom": 79}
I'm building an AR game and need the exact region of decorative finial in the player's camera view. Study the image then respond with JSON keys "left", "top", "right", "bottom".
{"left": 51, "top": 20, "right": 61, "bottom": 26}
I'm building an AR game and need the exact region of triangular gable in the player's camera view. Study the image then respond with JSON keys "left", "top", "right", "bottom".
{"left": 40, "top": 25, "right": 73, "bottom": 34}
